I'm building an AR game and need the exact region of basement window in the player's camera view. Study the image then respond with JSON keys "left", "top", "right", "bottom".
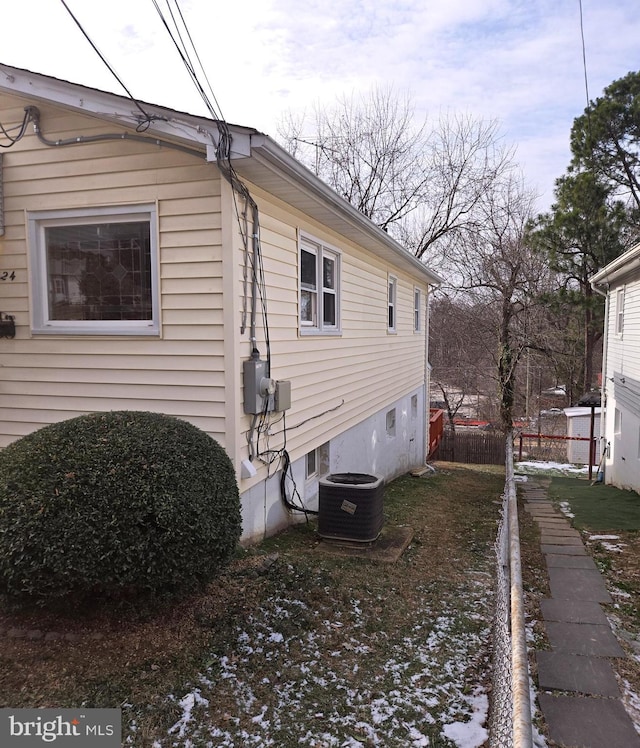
{"left": 305, "top": 449, "right": 318, "bottom": 479}
{"left": 386, "top": 407, "right": 396, "bottom": 436}
{"left": 614, "top": 408, "right": 622, "bottom": 436}
{"left": 28, "top": 205, "right": 159, "bottom": 335}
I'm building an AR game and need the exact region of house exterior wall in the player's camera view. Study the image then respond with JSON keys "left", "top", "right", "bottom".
{"left": 240, "top": 386, "right": 425, "bottom": 544}
{"left": 0, "top": 94, "right": 227, "bottom": 445}
{"left": 0, "top": 90, "right": 434, "bottom": 542}
{"left": 233, "top": 185, "right": 431, "bottom": 539}
{"left": 599, "top": 259, "right": 640, "bottom": 494}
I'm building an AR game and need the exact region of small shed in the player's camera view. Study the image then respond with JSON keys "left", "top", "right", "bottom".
{"left": 564, "top": 407, "right": 601, "bottom": 465}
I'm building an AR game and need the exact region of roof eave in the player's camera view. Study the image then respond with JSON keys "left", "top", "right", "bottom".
{"left": 0, "top": 63, "right": 251, "bottom": 155}
{"left": 237, "top": 134, "right": 443, "bottom": 286}
{"left": 0, "top": 62, "right": 443, "bottom": 285}
{"left": 591, "top": 242, "right": 640, "bottom": 289}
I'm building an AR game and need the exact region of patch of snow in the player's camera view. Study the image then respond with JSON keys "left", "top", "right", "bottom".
{"left": 515, "top": 460, "right": 592, "bottom": 476}
{"left": 559, "top": 501, "right": 575, "bottom": 519}
{"left": 442, "top": 689, "right": 488, "bottom": 747}
{"left": 251, "top": 704, "right": 269, "bottom": 726}
{"left": 167, "top": 689, "right": 209, "bottom": 738}
{"left": 588, "top": 535, "right": 626, "bottom": 553}
{"left": 153, "top": 586, "right": 494, "bottom": 747}
{"left": 621, "top": 679, "right": 640, "bottom": 736}
{"left": 602, "top": 542, "right": 626, "bottom": 553}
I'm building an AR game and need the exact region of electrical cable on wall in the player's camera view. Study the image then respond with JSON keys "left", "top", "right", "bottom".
{"left": 279, "top": 449, "right": 318, "bottom": 519}
{"left": 25, "top": 106, "right": 204, "bottom": 158}
{"left": 150, "top": 0, "right": 275, "bottom": 460}
{"left": 0, "top": 108, "right": 30, "bottom": 148}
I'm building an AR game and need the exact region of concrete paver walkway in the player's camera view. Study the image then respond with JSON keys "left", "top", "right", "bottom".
{"left": 521, "top": 478, "right": 640, "bottom": 748}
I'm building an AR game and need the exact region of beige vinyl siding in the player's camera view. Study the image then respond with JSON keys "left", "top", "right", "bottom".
{"left": 236, "top": 183, "right": 429, "bottom": 478}
{"left": 0, "top": 94, "right": 226, "bottom": 447}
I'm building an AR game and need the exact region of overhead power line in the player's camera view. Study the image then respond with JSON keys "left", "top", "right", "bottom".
{"left": 58, "top": 0, "right": 157, "bottom": 128}
{"left": 578, "top": 0, "right": 590, "bottom": 107}
{"left": 150, "top": 0, "right": 225, "bottom": 123}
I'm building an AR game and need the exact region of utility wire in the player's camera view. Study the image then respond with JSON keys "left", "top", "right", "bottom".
{"left": 150, "top": 0, "right": 223, "bottom": 122}
{"left": 58, "top": 0, "right": 156, "bottom": 127}
{"left": 0, "top": 108, "right": 30, "bottom": 148}
{"left": 577, "top": 0, "right": 594, "bottom": 151}
{"left": 578, "top": 0, "right": 591, "bottom": 109}
{"left": 151, "top": 0, "right": 274, "bottom": 462}
{"left": 172, "top": 0, "right": 226, "bottom": 121}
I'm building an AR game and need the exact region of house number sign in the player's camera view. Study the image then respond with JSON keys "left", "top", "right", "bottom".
{"left": 0, "top": 272, "right": 16, "bottom": 281}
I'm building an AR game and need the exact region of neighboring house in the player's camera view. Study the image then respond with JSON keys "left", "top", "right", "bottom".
{"left": 591, "top": 243, "right": 640, "bottom": 494}
{"left": 0, "top": 64, "right": 441, "bottom": 542}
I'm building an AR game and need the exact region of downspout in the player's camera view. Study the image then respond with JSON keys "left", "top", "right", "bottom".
{"left": 591, "top": 279, "right": 609, "bottom": 480}
{"left": 424, "top": 284, "right": 434, "bottom": 464}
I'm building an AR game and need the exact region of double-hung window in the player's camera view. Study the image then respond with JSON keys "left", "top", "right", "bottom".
{"left": 28, "top": 205, "right": 159, "bottom": 335}
{"left": 616, "top": 288, "right": 625, "bottom": 337}
{"left": 299, "top": 235, "right": 340, "bottom": 334}
{"left": 414, "top": 287, "right": 422, "bottom": 332}
{"left": 388, "top": 275, "right": 397, "bottom": 332}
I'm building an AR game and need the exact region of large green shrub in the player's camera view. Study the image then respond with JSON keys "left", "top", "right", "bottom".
{"left": 0, "top": 411, "right": 241, "bottom": 606}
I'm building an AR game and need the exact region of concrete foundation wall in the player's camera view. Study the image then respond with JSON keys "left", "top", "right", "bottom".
{"left": 239, "top": 385, "right": 425, "bottom": 543}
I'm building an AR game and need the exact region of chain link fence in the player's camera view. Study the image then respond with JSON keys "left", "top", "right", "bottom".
{"left": 488, "top": 435, "right": 533, "bottom": 748}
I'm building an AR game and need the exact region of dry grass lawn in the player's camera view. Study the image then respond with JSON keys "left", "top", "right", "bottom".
{"left": 0, "top": 463, "right": 505, "bottom": 747}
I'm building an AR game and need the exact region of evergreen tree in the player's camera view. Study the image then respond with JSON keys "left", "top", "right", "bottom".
{"left": 528, "top": 170, "right": 627, "bottom": 391}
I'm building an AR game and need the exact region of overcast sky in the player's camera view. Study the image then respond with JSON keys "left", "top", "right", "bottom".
{"left": 3, "top": 0, "right": 639, "bottom": 212}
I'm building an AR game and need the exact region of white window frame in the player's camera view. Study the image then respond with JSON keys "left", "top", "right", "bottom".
{"left": 299, "top": 234, "right": 341, "bottom": 335}
{"left": 386, "top": 407, "right": 396, "bottom": 436}
{"left": 411, "top": 394, "right": 418, "bottom": 419}
{"left": 615, "top": 288, "right": 625, "bottom": 337}
{"left": 28, "top": 204, "right": 159, "bottom": 336}
{"left": 305, "top": 449, "right": 318, "bottom": 479}
{"left": 388, "top": 275, "right": 397, "bottom": 333}
{"left": 413, "top": 287, "right": 422, "bottom": 332}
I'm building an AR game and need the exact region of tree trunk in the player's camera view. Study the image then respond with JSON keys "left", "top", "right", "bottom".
{"left": 498, "top": 303, "right": 515, "bottom": 432}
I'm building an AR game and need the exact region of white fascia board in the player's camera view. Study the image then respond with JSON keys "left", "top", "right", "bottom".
{"left": 0, "top": 63, "right": 253, "bottom": 159}
{"left": 244, "top": 134, "right": 444, "bottom": 287}
{"left": 591, "top": 243, "right": 640, "bottom": 289}
{"left": 1, "top": 63, "right": 442, "bottom": 285}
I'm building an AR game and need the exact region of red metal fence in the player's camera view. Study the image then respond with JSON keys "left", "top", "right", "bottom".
{"left": 517, "top": 432, "right": 593, "bottom": 462}
{"left": 428, "top": 409, "right": 445, "bottom": 458}
{"left": 517, "top": 432, "right": 599, "bottom": 479}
